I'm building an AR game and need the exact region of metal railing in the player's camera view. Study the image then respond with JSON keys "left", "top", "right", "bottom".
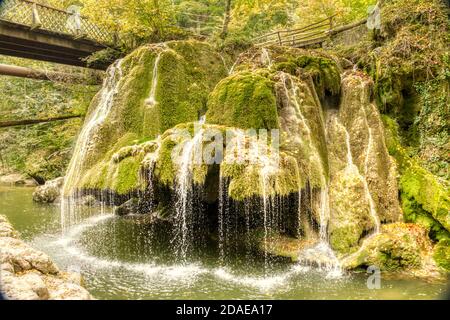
{"left": 0, "top": 0, "right": 116, "bottom": 46}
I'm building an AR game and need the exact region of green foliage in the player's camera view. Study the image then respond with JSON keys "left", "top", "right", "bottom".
{"left": 0, "top": 56, "right": 97, "bottom": 181}
{"left": 382, "top": 115, "right": 450, "bottom": 238}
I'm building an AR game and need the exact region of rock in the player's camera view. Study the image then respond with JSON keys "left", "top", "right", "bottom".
{"left": 0, "top": 173, "right": 36, "bottom": 186}
{"left": 340, "top": 58, "right": 354, "bottom": 70}
{"left": 19, "top": 272, "right": 50, "bottom": 299}
{"left": 114, "top": 198, "right": 140, "bottom": 216}
{"left": 32, "top": 177, "right": 64, "bottom": 203}
{"left": 0, "top": 237, "right": 60, "bottom": 274}
{"left": 80, "top": 195, "right": 98, "bottom": 206}
{"left": 433, "top": 240, "right": 450, "bottom": 271}
{"left": 0, "top": 215, "right": 18, "bottom": 238}
{"left": 261, "top": 235, "right": 317, "bottom": 262}
{"left": 341, "top": 223, "right": 441, "bottom": 274}
{"left": 0, "top": 214, "right": 94, "bottom": 300}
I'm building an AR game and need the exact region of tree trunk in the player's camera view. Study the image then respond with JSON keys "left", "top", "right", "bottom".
{"left": 0, "top": 64, "right": 102, "bottom": 85}
{"left": 220, "top": 0, "right": 232, "bottom": 39}
{"left": 0, "top": 115, "right": 83, "bottom": 128}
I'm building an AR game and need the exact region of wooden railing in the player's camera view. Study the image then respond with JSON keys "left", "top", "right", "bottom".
{"left": 0, "top": 0, "right": 117, "bottom": 46}
{"left": 254, "top": 14, "right": 367, "bottom": 48}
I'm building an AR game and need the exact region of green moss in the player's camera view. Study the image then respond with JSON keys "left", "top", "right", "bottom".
{"left": 206, "top": 71, "right": 279, "bottom": 130}
{"left": 433, "top": 240, "right": 450, "bottom": 271}
{"left": 383, "top": 115, "right": 450, "bottom": 236}
{"left": 343, "top": 223, "right": 429, "bottom": 271}
{"left": 274, "top": 55, "right": 341, "bottom": 98}
{"left": 70, "top": 41, "right": 227, "bottom": 194}
{"left": 222, "top": 154, "right": 300, "bottom": 201}
{"left": 113, "top": 156, "right": 144, "bottom": 195}
{"left": 330, "top": 225, "right": 364, "bottom": 255}
{"left": 154, "top": 138, "right": 177, "bottom": 187}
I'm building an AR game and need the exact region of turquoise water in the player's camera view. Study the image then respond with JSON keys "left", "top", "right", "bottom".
{"left": 1, "top": 186, "right": 448, "bottom": 300}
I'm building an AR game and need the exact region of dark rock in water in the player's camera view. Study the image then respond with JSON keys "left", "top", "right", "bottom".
{"left": 115, "top": 198, "right": 140, "bottom": 216}
{"left": 32, "top": 177, "right": 64, "bottom": 204}
{"left": 80, "top": 195, "right": 98, "bottom": 206}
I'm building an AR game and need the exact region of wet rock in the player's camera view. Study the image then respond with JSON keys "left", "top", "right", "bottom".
{"left": 32, "top": 177, "right": 64, "bottom": 203}
{"left": 0, "top": 214, "right": 93, "bottom": 300}
{"left": 114, "top": 198, "right": 140, "bottom": 216}
{"left": 260, "top": 235, "right": 317, "bottom": 262}
{"left": 0, "top": 215, "right": 18, "bottom": 238}
{"left": 341, "top": 223, "right": 442, "bottom": 275}
{"left": 433, "top": 240, "right": 450, "bottom": 271}
{"left": 338, "top": 71, "right": 402, "bottom": 224}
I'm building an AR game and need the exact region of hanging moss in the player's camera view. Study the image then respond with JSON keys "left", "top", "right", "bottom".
{"left": 206, "top": 71, "right": 279, "bottom": 130}
{"left": 222, "top": 154, "right": 300, "bottom": 201}
{"left": 274, "top": 55, "right": 341, "bottom": 99}
{"left": 69, "top": 40, "right": 227, "bottom": 194}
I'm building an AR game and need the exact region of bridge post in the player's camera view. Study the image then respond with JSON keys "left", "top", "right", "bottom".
{"left": 277, "top": 31, "right": 281, "bottom": 45}
{"left": 31, "top": 3, "right": 41, "bottom": 30}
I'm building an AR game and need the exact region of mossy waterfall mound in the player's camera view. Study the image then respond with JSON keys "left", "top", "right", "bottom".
{"left": 63, "top": 40, "right": 228, "bottom": 196}
{"left": 62, "top": 42, "right": 448, "bottom": 273}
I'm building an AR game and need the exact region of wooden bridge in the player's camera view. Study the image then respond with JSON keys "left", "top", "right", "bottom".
{"left": 0, "top": 0, "right": 117, "bottom": 69}
{"left": 253, "top": 14, "right": 368, "bottom": 49}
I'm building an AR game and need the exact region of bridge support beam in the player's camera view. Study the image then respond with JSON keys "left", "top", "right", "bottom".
{"left": 0, "top": 63, "right": 103, "bottom": 84}
{"left": 0, "top": 63, "right": 102, "bottom": 85}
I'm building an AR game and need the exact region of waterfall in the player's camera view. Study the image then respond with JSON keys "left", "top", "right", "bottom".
{"left": 145, "top": 51, "right": 163, "bottom": 107}
{"left": 361, "top": 105, "right": 381, "bottom": 233}
{"left": 61, "top": 59, "right": 124, "bottom": 229}
{"left": 218, "top": 175, "right": 226, "bottom": 263}
{"left": 335, "top": 116, "right": 380, "bottom": 234}
{"left": 261, "top": 48, "right": 273, "bottom": 68}
{"left": 279, "top": 72, "right": 331, "bottom": 239}
{"left": 139, "top": 139, "right": 162, "bottom": 215}
{"left": 173, "top": 119, "right": 205, "bottom": 262}
{"left": 260, "top": 168, "right": 270, "bottom": 270}
{"left": 363, "top": 126, "right": 381, "bottom": 234}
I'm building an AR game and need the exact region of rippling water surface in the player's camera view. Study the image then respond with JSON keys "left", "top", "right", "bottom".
{"left": 1, "top": 186, "right": 447, "bottom": 300}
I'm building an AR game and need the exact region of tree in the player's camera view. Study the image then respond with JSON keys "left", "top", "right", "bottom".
{"left": 220, "top": 0, "right": 232, "bottom": 38}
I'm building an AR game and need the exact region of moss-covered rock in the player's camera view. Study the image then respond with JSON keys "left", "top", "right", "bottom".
{"left": 206, "top": 71, "right": 279, "bottom": 130}
{"left": 383, "top": 115, "right": 450, "bottom": 237}
{"left": 433, "top": 240, "right": 450, "bottom": 271}
{"left": 342, "top": 223, "right": 435, "bottom": 272}
{"left": 69, "top": 40, "right": 227, "bottom": 196}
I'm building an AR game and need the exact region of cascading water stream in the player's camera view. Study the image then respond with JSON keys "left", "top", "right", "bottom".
{"left": 60, "top": 59, "right": 124, "bottom": 230}
{"left": 361, "top": 105, "right": 381, "bottom": 234}
{"left": 261, "top": 48, "right": 273, "bottom": 68}
{"left": 278, "top": 72, "right": 342, "bottom": 274}
{"left": 335, "top": 116, "right": 380, "bottom": 234}
{"left": 173, "top": 117, "right": 206, "bottom": 262}
{"left": 145, "top": 51, "right": 164, "bottom": 106}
